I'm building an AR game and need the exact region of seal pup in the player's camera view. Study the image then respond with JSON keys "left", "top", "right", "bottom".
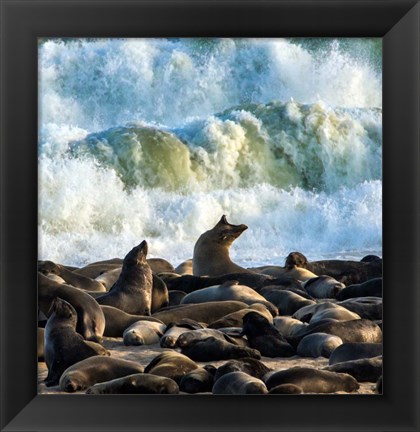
{"left": 336, "top": 278, "right": 382, "bottom": 300}
{"left": 329, "top": 343, "right": 383, "bottom": 365}
{"left": 96, "top": 241, "right": 153, "bottom": 315}
{"left": 296, "top": 333, "right": 343, "bottom": 358}
{"left": 38, "top": 260, "right": 106, "bottom": 292}
{"left": 152, "top": 301, "right": 248, "bottom": 325}
{"left": 325, "top": 356, "right": 382, "bottom": 382}
{"left": 44, "top": 298, "right": 109, "bottom": 387}
{"left": 303, "top": 276, "right": 345, "bottom": 299}
{"left": 181, "top": 281, "right": 278, "bottom": 317}
{"left": 86, "top": 373, "right": 179, "bottom": 394}
{"left": 179, "top": 367, "right": 215, "bottom": 393}
{"left": 193, "top": 215, "right": 250, "bottom": 276}
{"left": 265, "top": 367, "right": 359, "bottom": 393}
{"left": 38, "top": 272, "right": 105, "bottom": 342}
{"left": 213, "top": 372, "right": 268, "bottom": 394}
{"left": 123, "top": 321, "right": 167, "bottom": 346}
{"left": 180, "top": 336, "right": 261, "bottom": 361}
{"left": 101, "top": 305, "right": 164, "bottom": 337}
{"left": 144, "top": 352, "right": 199, "bottom": 383}
{"left": 241, "top": 312, "right": 295, "bottom": 358}
{"left": 214, "top": 358, "right": 271, "bottom": 382}
{"left": 60, "top": 356, "right": 144, "bottom": 392}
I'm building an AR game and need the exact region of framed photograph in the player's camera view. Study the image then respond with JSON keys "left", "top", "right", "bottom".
{"left": 1, "top": 1, "right": 419, "bottom": 431}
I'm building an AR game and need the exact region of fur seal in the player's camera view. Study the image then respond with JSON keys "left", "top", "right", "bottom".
{"left": 193, "top": 215, "right": 250, "bottom": 276}
{"left": 147, "top": 258, "right": 175, "bottom": 274}
{"left": 179, "top": 367, "right": 215, "bottom": 393}
{"left": 303, "top": 276, "right": 345, "bottom": 298}
{"left": 337, "top": 297, "right": 382, "bottom": 321}
{"left": 38, "top": 260, "right": 106, "bottom": 292}
{"left": 38, "top": 272, "right": 105, "bottom": 342}
{"left": 60, "top": 356, "right": 144, "bottom": 392}
{"left": 328, "top": 342, "right": 383, "bottom": 365}
{"left": 96, "top": 241, "right": 153, "bottom": 315}
{"left": 177, "top": 328, "right": 245, "bottom": 348}
{"left": 101, "top": 305, "right": 164, "bottom": 337}
{"left": 144, "top": 352, "right": 199, "bottom": 383}
{"left": 168, "top": 290, "right": 187, "bottom": 306}
{"left": 208, "top": 303, "right": 273, "bottom": 329}
{"left": 241, "top": 312, "right": 295, "bottom": 358}
{"left": 181, "top": 281, "right": 278, "bottom": 317}
{"left": 161, "top": 272, "right": 281, "bottom": 293}
{"left": 175, "top": 259, "right": 193, "bottom": 275}
{"left": 325, "top": 356, "right": 382, "bottom": 382}
{"left": 288, "top": 319, "right": 382, "bottom": 345}
{"left": 214, "top": 358, "right": 271, "bottom": 382}
{"left": 273, "top": 317, "right": 308, "bottom": 338}
{"left": 213, "top": 371, "right": 268, "bottom": 394}
{"left": 44, "top": 298, "right": 109, "bottom": 387}
{"left": 265, "top": 367, "right": 359, "bottom": 393}
{"left": 180, "top": 336, "right": 261, "bottom": 361}
{"left": 296, "top": 333, "right": 343, "bottom": 358}
{"left": 292, "top": 302, "right": 360, "bottom": 323}
{"left": 151, "top": 274, "right": 169, "bottom": 312}
{"left": 160, "top": 319, "right": 205, "bottom": 348}
{"left": 261, "top": 289, "right": 315, "bottom": 315}
{"left": 152, "top": 301, "right": 248, "bottom": 325}
{"left": 260, "top": 283, "right": 314, "bottom": 300}
{"left": 252, "top": 265, "right": 318, "bottom": 282}
{"left": 336, "top": 278, "right": 382, "bottom": 300}
{"left": 285, "top": 252, "right": 382, "bottom": 285}
{"left": 85, "top": 373, "right": 179, "bottom": 394}
{"left": 123, "top": 321, "right": 167, "bottom": 346}
{"left": 74, "top": 262, "right": 122, "bottom": 279}
{"left": 94, "top": 267, "right": 122, "bottom": 290}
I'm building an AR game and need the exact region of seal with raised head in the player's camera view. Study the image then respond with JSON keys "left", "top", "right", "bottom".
{"left": 213, "top": 371, "right": 268, "bottom": 394}
{"left": 241, "top": 312, "right": 295, "bottom": 358}
{"left": 85, "top": 373, "right": 179, "bottom": 394}
{"left": 152, "top": 300, "right": 249, "bottom": 325}
{"left": 96, "top": 240, "right": 153, "bottom": 315}
{"left": 38, "top": 272, "right": 105, "bottom": 342}
{"left": 265, "top": 367, "right": 359, "bottom": 393}
{"left": 181, "top": 281, "right": 278, "bottom": 317}
{"left": 44, "top": 298, "right": 109, "bottom": 387}
{"left": 193, "top": 215, "right": 250, "bottom": 276}
{"left": 60, "top": 356, "right": 144, "bottom": 392}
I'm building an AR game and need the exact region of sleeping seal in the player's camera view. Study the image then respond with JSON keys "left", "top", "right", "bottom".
{"left": 213, "top": 372, "right": 268, "bottom": 394}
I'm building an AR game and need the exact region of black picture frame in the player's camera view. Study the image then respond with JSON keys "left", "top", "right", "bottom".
{"left": 1, "top": 0, "right": 419, "bottom": 431}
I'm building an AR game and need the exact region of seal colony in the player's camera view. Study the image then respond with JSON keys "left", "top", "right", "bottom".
{"left": 38, "top": 216, "right": 382, "bottom": 395}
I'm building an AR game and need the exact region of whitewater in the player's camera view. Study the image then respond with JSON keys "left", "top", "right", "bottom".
{"left": 38, "top": 38, "right": 382, "bottom": 268}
